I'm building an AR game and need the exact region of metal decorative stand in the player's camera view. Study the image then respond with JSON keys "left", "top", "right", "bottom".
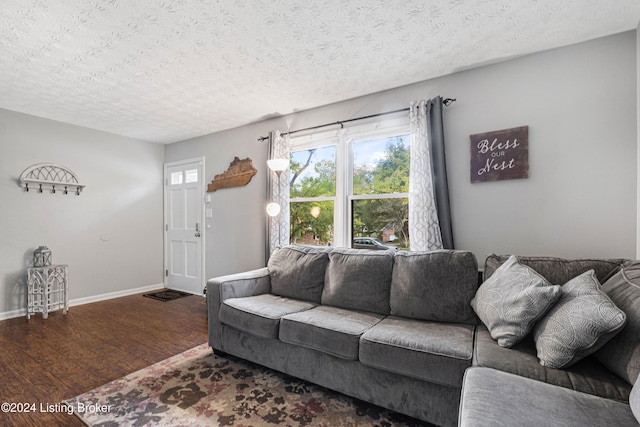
{"left": 27, "top": 265, "right": 69, "bottom": 319}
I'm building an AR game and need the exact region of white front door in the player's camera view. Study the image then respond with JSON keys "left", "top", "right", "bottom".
{"left": 164, "top": 158, "right": 205, "bottom": 294}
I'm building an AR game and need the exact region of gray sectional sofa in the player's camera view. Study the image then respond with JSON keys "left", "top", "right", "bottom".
{"left": 459, "top": 255, "right": 640, "bottom": 427}
{"left": 207, "top": 247, "right": 640, "bottom": 426}
{"left": 208, "top": 246, "right": 479, "bottom": 427}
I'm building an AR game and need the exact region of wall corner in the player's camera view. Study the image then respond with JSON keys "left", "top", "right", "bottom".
{"left": 637, "top": 23, "right": 640, "bottom": 259}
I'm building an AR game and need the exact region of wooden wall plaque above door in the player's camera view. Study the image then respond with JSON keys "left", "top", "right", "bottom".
{"left": 470, "top": 126, "right": 529, "bottom": 183}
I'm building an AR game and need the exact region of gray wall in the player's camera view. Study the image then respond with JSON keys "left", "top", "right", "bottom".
{"left": 167, "top": 31, "right": 637, "bottom": 279}
{"left": 0, "top": 109, "right": 164, "bottom": 318}
{"left": 164, "top": 123, "right": 270, "bottom": 279}
{"left": 445, "top": 31, "right": 636, "bottom": 262}
{"left": 2, "top": 31, "right": 633, "bottom": 319}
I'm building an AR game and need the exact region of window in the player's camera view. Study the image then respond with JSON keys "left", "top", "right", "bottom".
{"left": 289, "top": 117, "right": 410, "bottom": 249}
{"left": 170, "top": 171, "right": 183, "bottom": 185}
{"left": 171, "top": 169, "right": 199, "bottom": 185}
{"left": 185, "top": 169, "right": 198, "bottom": 183}
{"left": 351, "top": 134, "right": 410, "bottom": 250}
{"left": 289, "top": 145, "right": 336, "bottom": 246}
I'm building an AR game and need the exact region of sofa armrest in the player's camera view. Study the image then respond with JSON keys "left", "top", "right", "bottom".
{"left": 206, "top": 267, "right": 271, "bottom": 351}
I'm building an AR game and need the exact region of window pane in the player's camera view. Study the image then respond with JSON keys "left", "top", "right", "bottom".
{"left": 170, "top": 171, "right": 183, "bottom": 185}
{"left": 351, "top": 198, "right": 409, "bottom": 250}
{"left": 353, "top": 135, "right": 410, "bottom": 195}
{"left": 290, "top": 201, "right": 334, "bottom": 247}
{"left": 185, "top": 169, "right": 198, "bottom": 183}
{"left": 290, "top": 146, "right": 336, "bottom": 198}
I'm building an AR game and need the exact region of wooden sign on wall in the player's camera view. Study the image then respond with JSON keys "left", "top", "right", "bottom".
{"left": 207, "top": 157, "right": 257, "bottom": 192}
{"left": 470, "top": 126, "right": 529, "bottom": 183}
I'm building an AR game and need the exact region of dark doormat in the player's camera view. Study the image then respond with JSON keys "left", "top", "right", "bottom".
{"left": 143, "top": 289, "right": 192, "bottom": 302}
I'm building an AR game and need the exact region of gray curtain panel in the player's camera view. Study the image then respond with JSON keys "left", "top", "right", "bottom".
{"left": 409, "top": 97, "right": 454, "bottom": 250}
{"left": 428, "top": 97, "right": 454, "bottom": 250}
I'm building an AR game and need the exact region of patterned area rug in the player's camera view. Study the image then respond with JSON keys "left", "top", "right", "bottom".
{"left": 64, "top": 343, "right": 431, "bottom": 426}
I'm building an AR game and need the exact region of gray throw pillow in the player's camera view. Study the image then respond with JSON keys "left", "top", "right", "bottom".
{"left": 533, "top": 270, "right": 627, "bottom": 369}
{"left": 267, "top": 245, "right": 330, "bottom": 303}
{"left": 471, "top": 255, "right": 562, "bottom": 348}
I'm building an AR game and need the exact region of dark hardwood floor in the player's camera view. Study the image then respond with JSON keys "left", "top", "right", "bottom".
{"left": 0, "top": 291, "right": 208, "bottom": 426}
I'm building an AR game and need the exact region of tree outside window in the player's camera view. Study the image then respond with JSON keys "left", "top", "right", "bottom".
{"left": 352, "top": 135, "right": 410, "bottom": 250}
{"left": 289, "top": 146, "right": 336, "bottom": 246}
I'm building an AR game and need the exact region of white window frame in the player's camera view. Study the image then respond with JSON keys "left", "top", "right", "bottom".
{"left": 289, "top": 114, "right": 410, "bottom": 248}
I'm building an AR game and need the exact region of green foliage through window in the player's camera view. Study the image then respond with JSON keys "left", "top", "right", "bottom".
{"left": 290, "top": 146, "right": 336, "bottom": 246}
{"left": 353, "top": 136, "right": 410, "bottom": 195}
{"left": 352, "top": 135, "right": 410, "bottom": 249}
{"left": 290, "top": 147, "right": 336, "bottom": 198}
{"left": 288, "top": 129, "right": 410, "bottom": 249}
{"left": 290, "top": 201, "right": 334, "bottom": 245}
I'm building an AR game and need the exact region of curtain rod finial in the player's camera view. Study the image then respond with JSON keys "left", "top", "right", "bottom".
{"left": 443, "top": 98, "right": 456, "bottom": 106}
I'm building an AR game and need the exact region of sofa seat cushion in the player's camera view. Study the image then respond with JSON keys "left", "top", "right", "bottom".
{"left": 359, "top": 316, "right": 474, "bottom": 387}
{"left": 459, "top": 367, "right": 638, "bottom": 427}
{"left": 474, "top": 325, "right": 632, "bottom": 402}
{"left": 279, "top": 305, "right": 384, "bottom": 360}
{"left": 220, "top": 294, "right": 316, "bottom": 339}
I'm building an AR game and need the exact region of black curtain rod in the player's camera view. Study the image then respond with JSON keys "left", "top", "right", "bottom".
{"left": 257, "top": 98, "right": 456, "bottom": 142}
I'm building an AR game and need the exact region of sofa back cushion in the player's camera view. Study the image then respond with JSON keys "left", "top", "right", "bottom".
{"left": 390, "top": 250, "right": 479, "bottom": 324}
{"left": 268, "top": 245, "right": 331, "bottom": 303}
{"left": 484, "top": 254, "right": 625, "bottom": 285}
{"left": 322, "top": 248, "right": 394, "bottom": 315}
{"left": 596, "top": 261, "right": 640, "bottom": 385}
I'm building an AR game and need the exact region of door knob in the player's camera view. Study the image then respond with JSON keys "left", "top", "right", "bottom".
{"left": 195, "top": 232, "right": 201, "bottom": 237}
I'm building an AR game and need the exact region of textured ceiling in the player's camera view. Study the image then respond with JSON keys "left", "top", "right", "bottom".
{"left": 1, "top": 1, "right": 639, "bottom": 144}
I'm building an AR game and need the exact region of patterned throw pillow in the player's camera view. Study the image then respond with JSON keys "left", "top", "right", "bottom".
{"left": 471, "top": 255, "right": 562, "bottom": 348}
{"left": 533, "top": 270, "right": 627, "bottom": 369}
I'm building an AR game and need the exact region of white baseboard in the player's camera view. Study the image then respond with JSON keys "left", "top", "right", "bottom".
{"left": 68, "top": 283, "right": 165, "bottom": 307}
{"left": 0, "top": 308, "right": 27, "bottom": 321}
{"left": 0, "top": 283, "right": 166, "bottom": 321}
